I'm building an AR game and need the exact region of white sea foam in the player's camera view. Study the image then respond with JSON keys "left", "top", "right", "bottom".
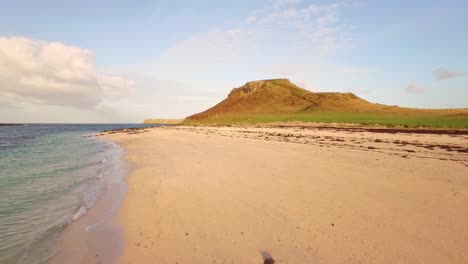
{"left": 72, "top": 206, "right": 87, "bottom": 221}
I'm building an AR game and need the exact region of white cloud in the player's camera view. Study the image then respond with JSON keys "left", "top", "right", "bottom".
{"left": 109, "top": 73, "right": 231, "bottom": 119}
{"left": 406, "top": 82, "right": 424, "bottom": 94}
{"left": 251, "top": 2, "right": 351, "bottom": 51}
{"left": 433, "top": 68, "right": 466, "bottom": 80}
{"left": 270, "top": 0, "right": 302, "bottom": 8}
{"left": 149, "top": 1, "right": 352, "bottom": 78}
{"left": 0, "top": 36, "right": 133, "bottom": 109}
{"left": 98, "top": 75, "right": 134, "bottom": 100}
{"left": 158, "top": 29, "right": 257, "bottom": 75}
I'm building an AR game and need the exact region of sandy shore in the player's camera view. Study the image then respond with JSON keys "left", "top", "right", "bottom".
{"left": 50, "top": 139, "right": 129, "bottom": 264}
{"left": 103, "top": 125, "right": 468, "bottom": 263}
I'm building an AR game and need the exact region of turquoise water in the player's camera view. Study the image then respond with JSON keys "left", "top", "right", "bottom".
{"left": 0, "top": 124, "right": 153, "bottom": 264}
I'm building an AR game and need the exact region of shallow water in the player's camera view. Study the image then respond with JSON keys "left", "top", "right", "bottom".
{"left": 0, "top": 124, "right": 155, "bottom": 264}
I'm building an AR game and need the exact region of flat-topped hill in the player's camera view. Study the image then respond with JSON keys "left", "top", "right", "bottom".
{"left": 185, "top": 79, "right": 468, "bottom": 128}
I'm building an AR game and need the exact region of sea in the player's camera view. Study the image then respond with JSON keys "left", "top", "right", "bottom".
{"left": 0, "top": 124, "right": 157, "bottom": 264}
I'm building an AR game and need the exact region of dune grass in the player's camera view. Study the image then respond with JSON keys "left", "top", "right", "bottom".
{"left": 184, "top": 112, "right": 468, "bottom": 129}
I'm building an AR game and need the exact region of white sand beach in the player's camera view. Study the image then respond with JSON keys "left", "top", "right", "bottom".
{"left": 103, "top": 125, "right": 468, "bottom": 263}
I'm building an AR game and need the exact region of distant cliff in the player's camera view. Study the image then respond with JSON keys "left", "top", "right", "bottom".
{"left": 144, "top": 119, "right": 183, "bottom": 125}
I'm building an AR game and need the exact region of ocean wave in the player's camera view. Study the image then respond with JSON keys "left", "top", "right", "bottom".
{"left": 72, "top": 206, "right": 87, "bottom": 221}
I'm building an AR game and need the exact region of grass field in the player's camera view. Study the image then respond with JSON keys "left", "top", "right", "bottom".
{"left": 184, "top": 112, "right": 468, "bottom": 129}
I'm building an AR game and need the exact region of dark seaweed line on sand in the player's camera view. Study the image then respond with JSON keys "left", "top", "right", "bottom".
{"left": 271, "top": 125, "right": 468, "bottom": 136}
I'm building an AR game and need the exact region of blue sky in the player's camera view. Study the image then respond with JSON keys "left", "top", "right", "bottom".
{"left": 0, "top": 0, "right": 467, "bottom": 122}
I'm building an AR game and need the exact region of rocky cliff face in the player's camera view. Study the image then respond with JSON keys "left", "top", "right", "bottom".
{"left": 227, "top": 79, "right": 289, "bottom": 98}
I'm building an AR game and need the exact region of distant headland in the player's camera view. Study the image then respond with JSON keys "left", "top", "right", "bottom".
{"left": 143, "top": 119, "right": 183, "bottom": 125}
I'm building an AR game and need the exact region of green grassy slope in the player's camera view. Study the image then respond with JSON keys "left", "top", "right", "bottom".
{"left": 184, "top": 79, "right": 468, "bottom": 128}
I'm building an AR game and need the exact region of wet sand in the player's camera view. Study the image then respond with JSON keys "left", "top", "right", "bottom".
{"left": 103, "top": 125, "right": 468, "bottom": 263}
{"left": 50, "top": 139, "right": 129, "bottom": 264}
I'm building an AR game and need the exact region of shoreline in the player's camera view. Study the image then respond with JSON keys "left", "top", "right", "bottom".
{"left": 50, "top": 138, "right": 130, "bottom": 264}
{"left": 101, "top": 124, "right": 468, "bottom": 263}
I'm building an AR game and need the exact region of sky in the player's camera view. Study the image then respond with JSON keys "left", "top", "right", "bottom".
{"left": 0, "top": 0, "right": 467, "bottom": 123}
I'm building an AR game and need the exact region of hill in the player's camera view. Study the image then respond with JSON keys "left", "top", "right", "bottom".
{"left": 185, "top": 79, "right": 468, "bottom": 128}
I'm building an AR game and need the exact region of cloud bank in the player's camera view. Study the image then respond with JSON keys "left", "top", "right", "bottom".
{"left": 0, "top": 36, "right": 133, "bottom": 109}
{"left": 433, "top": 68, "right": 466, "bottom": 80}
